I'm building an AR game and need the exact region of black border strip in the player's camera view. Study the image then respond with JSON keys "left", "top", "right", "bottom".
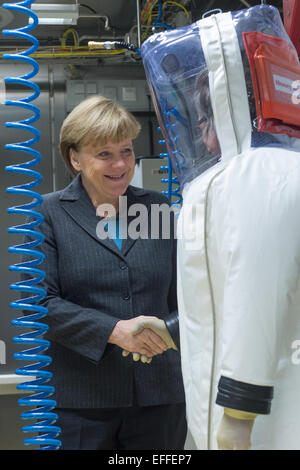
{"left": 216, "top": 375, "right": 274, "bottom": 415}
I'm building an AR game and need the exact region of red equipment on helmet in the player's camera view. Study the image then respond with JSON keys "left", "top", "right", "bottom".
{"left": 283, "top": 0, "right": 300, "bottom": 57}
{"left": 243, "top": 31, "right": 300, "bottom": 138}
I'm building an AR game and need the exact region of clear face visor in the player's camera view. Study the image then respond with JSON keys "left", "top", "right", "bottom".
{"left": 142, "top": 5, "right": 300, "bottom": 191}
{"left": 142, "top": 26, "right": 221, "bottom": 190}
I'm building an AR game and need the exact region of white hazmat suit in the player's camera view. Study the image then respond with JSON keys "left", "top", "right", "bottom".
{"left": 142, "top": 5, "right": 300, "bottom": 450}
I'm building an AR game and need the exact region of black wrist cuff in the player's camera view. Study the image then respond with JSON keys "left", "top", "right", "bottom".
{"left": 164, "top": 312, "right": 180, "bottom": 350}
{"left": 216, "top": 375, "right": 274, "bottom": 415}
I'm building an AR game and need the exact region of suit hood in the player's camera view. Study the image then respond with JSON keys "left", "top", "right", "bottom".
{"left": 142, "top": 5, "right": 300, "bottom": 190}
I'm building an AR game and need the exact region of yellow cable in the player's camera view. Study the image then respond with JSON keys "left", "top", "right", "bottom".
{"left": 141, "top": 0, "right": 160, "bottom": 41}
{"left": 142, "top": 9, "right": 155, "bottom": 41}
{"left": 0, "top": 50, "right": 125, "bottom": 58}
{"left": 61, "top": 28, "right": 78, "bottom": 48}
{"left": 0, "top": 44, "right": 125, "bottom": 57}
{"left": 61, "top": 29, "right": 79, "bottom": 76}
{"left": 31, "top": 50, "right": 125, "bottom": 58}
{"left": 162, "top": 1, "right": 189, "bottom": 18}
{"left": 141, "top": 0, "right": 190, "bottom": 41}
{"left": 141, "top": 0, "right": 159, "bottom": 24}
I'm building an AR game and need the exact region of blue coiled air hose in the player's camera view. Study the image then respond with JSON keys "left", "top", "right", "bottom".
{"left": 3, "top": 0, "right": 61, "bottom": 450}
{"left": 120, "top": 41, "right": 178, "bottom": 205}
{"left": 158, "top": 134, "right": 182, "bottom": 206}
{"left": 157, "top": 99, "right": 184, "bottom": 205}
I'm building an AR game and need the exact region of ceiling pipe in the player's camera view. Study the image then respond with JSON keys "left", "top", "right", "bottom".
{"left": 78, "top": 15, "right": 110, "bottom": 30}
{"left": 136, "top": 0, "right": 141, "bottom": 49}
{"left": 78, "top": 35, "right": 124, "bottom": 45}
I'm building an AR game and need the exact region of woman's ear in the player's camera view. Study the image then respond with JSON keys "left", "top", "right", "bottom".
{"left": 70, "top": 147, "right": 80, "bottom": 172}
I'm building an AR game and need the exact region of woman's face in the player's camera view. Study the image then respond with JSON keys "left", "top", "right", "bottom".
{"left": 198, "top": 115, "right": 220, "bottom": 156}
{"left": 70, "top": 138, "right": 135, "bottom": 205}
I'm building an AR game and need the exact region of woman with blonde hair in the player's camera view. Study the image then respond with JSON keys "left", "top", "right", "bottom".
{"left": 28, "top": 95, "right": 186, "bottom": 449}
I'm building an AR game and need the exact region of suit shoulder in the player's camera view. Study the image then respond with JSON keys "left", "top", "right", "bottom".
{"left": 129, "top": 185, "right": 171, "bottom": 206}
{"left": 149, "top": 189, "right": 171, "bottom": 206}
{"left": 40, "top": 190, "right": 64, "bottom": 214}
{"left": 42, "top": 190, "right": 63, "bottom": 201}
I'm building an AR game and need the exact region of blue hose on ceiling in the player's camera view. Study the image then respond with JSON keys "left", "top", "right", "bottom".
{"left": 2, "top": 0, "right": 61, "bottom": 450}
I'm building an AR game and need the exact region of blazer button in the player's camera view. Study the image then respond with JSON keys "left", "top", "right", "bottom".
{"left": 119, "top": 262, "right": 128, "bottom": 270}
{"left": 122, "top": 293, "right": 130, "bottom": 300}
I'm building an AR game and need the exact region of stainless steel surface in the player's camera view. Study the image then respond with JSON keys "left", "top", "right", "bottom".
{"left": 48, "top": 65, "right": 57, "bottom": 191}
{"left": 136, "top": 0, "right": 141, "bottom": 49}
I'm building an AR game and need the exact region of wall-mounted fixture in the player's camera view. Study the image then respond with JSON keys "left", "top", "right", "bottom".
{"left": 28, "top": 3, "right": 79, "bottom": 25}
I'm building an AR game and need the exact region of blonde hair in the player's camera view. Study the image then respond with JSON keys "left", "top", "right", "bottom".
{"left": 59, "top": 95, "right": 141, "bottom": 175}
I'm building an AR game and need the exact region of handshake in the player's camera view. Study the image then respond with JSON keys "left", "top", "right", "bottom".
{"left": 108, "top": 316, "right": 178, "bottom": 364}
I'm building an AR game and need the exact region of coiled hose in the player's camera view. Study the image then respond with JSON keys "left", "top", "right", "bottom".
{"left": 158, "top": 98, "right": 184, "bottom": 206}
{"left": 3, "top": 0, "right": 61, "bottom": 450}
{"left": 158, "top": 133, "right": 182, "bottom": 206}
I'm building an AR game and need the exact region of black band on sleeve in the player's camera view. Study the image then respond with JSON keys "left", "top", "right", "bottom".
{"left": 164, "top": 312, "right": 180, "bottom": 350}
{"left": 216, "top": 375, "right": 274, "bottom": 415}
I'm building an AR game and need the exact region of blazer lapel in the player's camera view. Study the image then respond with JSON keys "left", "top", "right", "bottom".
{"left": 59, "top": 174, "right": 152, "bottom": 258}
{"left": 59, "top": 174, "right": 123, "bottom": 257}
{"left": 121, "top": 185, "right": 152, "bottom": 256}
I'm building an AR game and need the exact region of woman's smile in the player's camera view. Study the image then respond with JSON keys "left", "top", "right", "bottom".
{"left": 105, "top": 173, "right": 126, "bottom": 180}
{"left": 70, "top": 138, "right": 135, "bottom": 209}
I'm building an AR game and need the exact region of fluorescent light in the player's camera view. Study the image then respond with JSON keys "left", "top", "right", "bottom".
{"left": 31, "top": 17, "right": 77, "bottom": 25}
{"left": 31, "top": 4, "right": 78, "bottom": 12}
{"left": 29, "top": 3, "right": 79, "bottom": 25}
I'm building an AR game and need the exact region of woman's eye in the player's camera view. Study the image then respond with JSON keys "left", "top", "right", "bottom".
{"left": 122, "top": 148, "right": 133, "bottom": 155}
{"left": 98, "top": 152, "right": 109, "bottom": 158}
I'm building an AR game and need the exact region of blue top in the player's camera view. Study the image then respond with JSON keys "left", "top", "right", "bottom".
{"left": 105, "top": 215, "right": 123, "bottom": 250}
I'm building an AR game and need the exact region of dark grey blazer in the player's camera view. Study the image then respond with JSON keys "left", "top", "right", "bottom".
{"left": 28, "top": 174, "right": 185, "bottom": 408}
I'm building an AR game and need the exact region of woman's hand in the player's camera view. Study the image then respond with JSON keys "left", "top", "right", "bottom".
{"left": 131, "top": 316, "right": 178, "bottom": 350}
{"left": 108, "top": 316, "right": 169, "bottom": 358}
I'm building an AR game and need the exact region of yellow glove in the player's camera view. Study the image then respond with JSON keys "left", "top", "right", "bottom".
{"left": 217, "top": 408, "right": 257, "bottom": 450}
{"left": 122, "top": 350, "right": 152, "bottom": 364}
{"left": 131, "top": 317, "right": 178, "bottom": 351}
{"left": 121, "top": 317, "right": 177, "bottom": 364}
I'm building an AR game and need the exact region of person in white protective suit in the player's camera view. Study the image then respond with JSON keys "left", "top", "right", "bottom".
{"left": 142, "top": 4, "right": 300, "bottom": 450}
